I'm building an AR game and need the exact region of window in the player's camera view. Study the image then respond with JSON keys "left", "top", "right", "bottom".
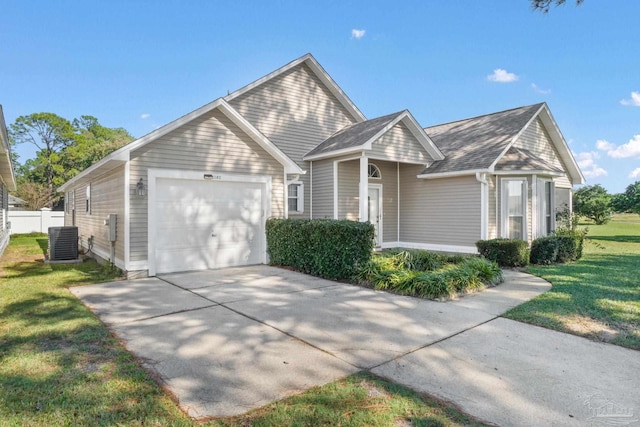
{"left": 368, "top": 163, "right": 381, "bottom": 179}
{"left": 502, "top": 179, "right": 527, "bottom": 240}
{"left": 85, "top": 185, "right": 91, "bottom": 215}
{"left": 288, "top": 182, "right": 304, "bottom": 214}
{"left": 539, "top": 180, "right": 555, "bottom": 236}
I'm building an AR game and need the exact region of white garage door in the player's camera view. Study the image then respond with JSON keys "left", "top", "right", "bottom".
{"left": 153, "top": 177, "right": 265, "bottom": 274}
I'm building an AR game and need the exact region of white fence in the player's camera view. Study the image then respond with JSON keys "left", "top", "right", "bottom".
{"left": 8, "top": 210, "right": 65, "bottom": 234}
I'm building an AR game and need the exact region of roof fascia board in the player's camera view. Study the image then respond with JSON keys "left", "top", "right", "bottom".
{"left": 417, "top": 169, "right": 489, "bottom": 179}
{"left": 59, "top": 98, "right": 228, "bottom": 191}
{"left": 225, "top": 54, "right": 366, "bottom": 123}
{"left": 493, "top": 170, "right": 563, "bottom": 177}
{"left": 0, "top": 105, "right": 17, "bottom": 191}
{"left": 537, "top": 106, "right": 585, "bottom": 184}
{"left": 304, "top": 145, "right": 365, "bottom": 161}
{"left": 217, "top": 101, "right": 304, "bottom": 174}
{"left": 60, "top": 97, "right": 305, "bottom": 191}
{"left": 489, "top": 104, "right": 545, "bottom": 171}
{"left": 399, "top": 113, "right": 445, "bottom": 160}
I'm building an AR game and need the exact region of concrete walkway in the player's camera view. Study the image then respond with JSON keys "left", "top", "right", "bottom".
{"left": 71, "top": 266, "right": 640, "bottom": 425}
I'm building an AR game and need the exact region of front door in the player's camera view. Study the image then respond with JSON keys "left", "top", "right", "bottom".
{"left": 368, "top": 185, "right": 382, "bottom": 247}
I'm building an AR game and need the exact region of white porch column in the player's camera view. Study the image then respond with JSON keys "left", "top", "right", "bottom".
{"left": 359, "top": 154, "right": 368, "bottom": 222}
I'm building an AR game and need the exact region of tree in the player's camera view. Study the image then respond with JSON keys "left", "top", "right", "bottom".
{"left": 621, "top": 181, "right": 640, "bottom": 214}
{"left": 15, "top": 182, "right": 56, "bottom": 211}
{"left": 531, "top": 0, "right": 584, "bottom": 13}
{"left": 10, "top": 113, "right": 134, "bottom": 209}
{"left": 10, "top": 113, "right": 76, "bottom": 208}
{"left": 611, "top": 192, "right": 630, "bottom": 213}
{"left": 573, "top": 184, "right": 613, "bottom": 224}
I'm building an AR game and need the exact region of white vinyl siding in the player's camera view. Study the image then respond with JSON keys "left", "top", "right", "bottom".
{"left": 337, "top": 160, "right": 359, "bottom": 221}
{"left": 369, "top": 122, "right": 433, "bottom": 164}
{"left": 400, "top": 166, "right": 481, "bottom": 247}
{"left": 71, "top": 165, "right": 125, "bottom": 265}
{"left": 515, "top": 118, "right": 572, "bottom": 188}
{"left": 229, "top": 63, "right": 359, "bottom": 218}
{"left": 311, "top": 159, "right": 334, "bottom": 219}
{"left": 129, "top": 109, "right": 284, "bottom": 263}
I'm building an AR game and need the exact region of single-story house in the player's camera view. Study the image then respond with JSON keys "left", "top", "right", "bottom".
{"left": 59, "top": 54, "right": 584, "bottom": 278}
{"left": 0, "top": 105, "right": 18, "bottom": 257}
{"left": 8, "top": 194, "right": 27, "bottom": 210}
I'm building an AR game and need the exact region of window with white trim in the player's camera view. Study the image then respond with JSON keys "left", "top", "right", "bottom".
{"left": 368, "top": 163, "right": 381, "bottom": 179}
{"left": 288, "top": 182, "right": 304, "bottom": 214}
{"left": 502, "top": 179, "right": 527, "bottom": 240}
{"left": 539, "top": 180, "right": 555, "bottom": 236}
{"left": 85, "top": 185, "right": 91, "bottom": 215}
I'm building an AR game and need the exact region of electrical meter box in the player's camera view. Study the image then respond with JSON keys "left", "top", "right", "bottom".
{"left": 104, "top": 214, "right": 117, "bottom": 242}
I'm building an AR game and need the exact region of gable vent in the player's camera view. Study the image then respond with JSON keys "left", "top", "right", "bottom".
{"left": 48, "top": 226, "right": 78, "bottom": 261}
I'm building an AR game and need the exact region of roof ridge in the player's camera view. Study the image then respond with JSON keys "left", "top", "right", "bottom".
{"left": 424, "top": 103, "right": 545, "bottom": 130}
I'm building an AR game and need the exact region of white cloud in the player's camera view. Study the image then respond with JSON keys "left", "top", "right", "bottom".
{"left": 487, "top": 68, "right": 518, "bottom": 83}
{"left": 575, "top": 151, "right": 608, "bottom": 179}
{"left": 351, "top": 29, "right": 366, "bottom": 39}
{"left": 531, "top": 83, "right": 551, "bottom": 94}
{"left": 629, "top": 168, "right": 640, "bottom": 179}
{"left": 596, "top": 139, "right": 615, "bottom": 151}
{"left": 620, "top": 91, "right": 640, "bottom": 106}
{"left": 140, "top": 113, "right": 151, "bottom": 119}
{"left": 597, "top": 135, "right": 640, "bottom": 158}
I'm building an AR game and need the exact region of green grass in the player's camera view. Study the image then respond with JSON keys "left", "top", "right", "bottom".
{"left": 504, "top": 215, "right": 640, "bottom": 350}
{"left": 1, "top": 233, "right": 487, "bottom": 426}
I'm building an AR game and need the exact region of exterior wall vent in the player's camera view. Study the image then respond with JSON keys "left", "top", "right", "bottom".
{"left": 48, "top": 226, "right": 78, "bottom": 261}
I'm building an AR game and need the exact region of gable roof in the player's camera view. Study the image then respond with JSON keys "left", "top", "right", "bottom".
{"left": 496, "top": 147, "right": 564, "bottom": 174}
{"left": 0, "top": 105, "right": 17, "bottom": 192}
{"left": 58, "top": 99, "right": 304, "bottom": 191}
{"left": 304, "top": 110, "right": 444, "bottom": 162}
{"left": 9, "top": 194, "right": 26, "bottom": 206}
{"left": 225, "top": 53, "right": 366, "bottom": 123}
{"left": 420, "top": 103, "right": 584, "bottom": 184}
{"left": 422, "top": 103, "right": 543, "bottom": 176}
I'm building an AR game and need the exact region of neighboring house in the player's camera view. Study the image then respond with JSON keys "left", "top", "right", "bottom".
{"left": 8, "top": 194, "right": 27, "bottom": 210}
{"left": 59, "top": 54, "right": 584, "bottom": 278}
{"left": 0, "top": 105, "right": 18, "bottom": 257}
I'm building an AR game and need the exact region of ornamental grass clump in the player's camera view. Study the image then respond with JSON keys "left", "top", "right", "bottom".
{"left": 355, "top": 249, "right": 502, "bottom": 300}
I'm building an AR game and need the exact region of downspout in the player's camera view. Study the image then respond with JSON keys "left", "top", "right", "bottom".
{"left": 309, "top": 161, "right": 313, "bottom": 219}
{"left": 476, "top": 172, "right": 488, "bottom": 241}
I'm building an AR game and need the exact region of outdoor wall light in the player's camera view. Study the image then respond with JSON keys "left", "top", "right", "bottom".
{"left": 136, "top": 178, "right": 146, "bottom": 197}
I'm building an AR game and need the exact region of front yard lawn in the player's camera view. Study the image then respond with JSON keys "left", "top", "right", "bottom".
{"left": 504, "top": 215, "right": 640, "bottom": 350}
{"left": 1, "top": 233, "right": 488, "bottom": 426}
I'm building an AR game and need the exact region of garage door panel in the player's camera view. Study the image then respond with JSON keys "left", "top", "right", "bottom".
{"left": 153, "top": 177, "right": 266, "bottom": 274}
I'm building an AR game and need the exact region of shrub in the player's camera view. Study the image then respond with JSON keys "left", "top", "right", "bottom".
{"left": 476, "top": 239, "right": 529, "bottom": 267}
{"left": 266, "top": 218, "right": 374, "bottom": 280}
{"left": 530, "top": 236, "right": 558, "bottom": 265}
{"left": 555, "top": 228, "right": 587, "bottom": 261}
{"left": 355, "top": 252, "right": 502, "bottom": 299}
{"left": 463, "top": 257, "right": 503, "bottom": 285}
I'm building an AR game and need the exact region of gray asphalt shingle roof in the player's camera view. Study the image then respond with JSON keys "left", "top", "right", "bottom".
{"left": 496, "top": 147, "right": 563, "bottom": 173}
{"left": 422, "top": 103, "right": 544, "bottom": 175}
{"left": 305, "top": 111, "right": 404, "bottom": 158}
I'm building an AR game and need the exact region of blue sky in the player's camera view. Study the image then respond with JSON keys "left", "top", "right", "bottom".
{"left": 2, "top": 1, "right": 638, "bottom": 193}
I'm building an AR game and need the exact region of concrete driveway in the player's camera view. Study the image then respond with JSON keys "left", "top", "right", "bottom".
{"left": 71, "top": 266, "right": 640, "bottom": 425}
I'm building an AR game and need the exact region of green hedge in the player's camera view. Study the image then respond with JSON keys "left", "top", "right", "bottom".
{"left": 266, "top": 218, "right": 374, "bottom": 280}
{"left": 555, "top": 229, "right": 586, "bottom": 261}
{"left": 475, "top": 239, "right": 530, "bottom": 267}
{"left": 529, "top": 230, "right": 585, "bottom": 265}
{"left": 530, "top": 236, "right": 558, "bottom": 265}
